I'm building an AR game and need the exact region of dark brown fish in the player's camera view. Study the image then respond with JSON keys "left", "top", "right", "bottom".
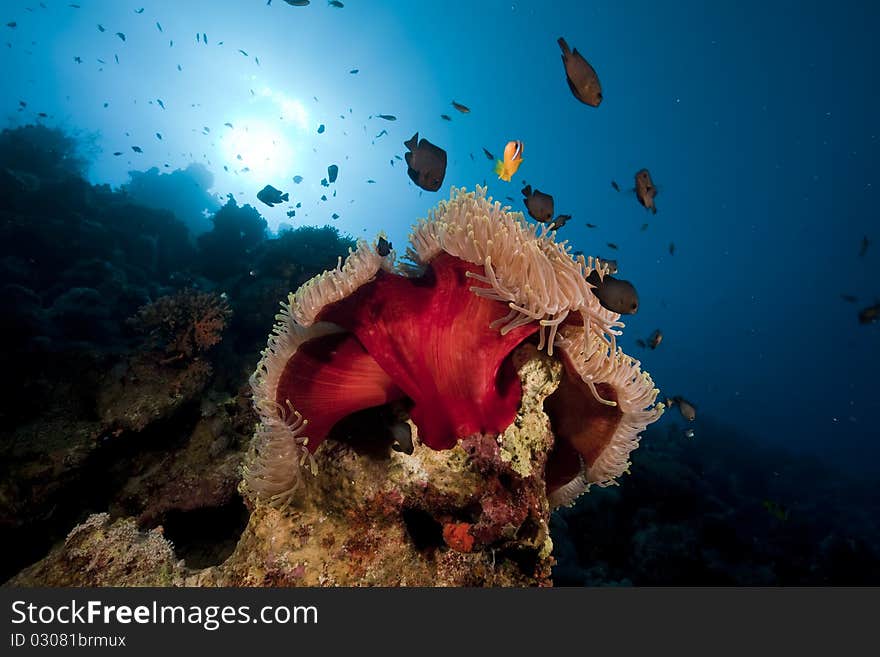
{"left": 521, "top": 185, "right": 554, "bottom": 223}
{"left": 482, "top": 147, "right": 494, "bottom": 160}
{"left": 451, "top": 100, "right": 470, "bottom": 114}
{"left": 669, "top": 242, "right": 675, "bottom": 255}
{"left": 859, "top": 235, "right": 870, "bottom": 257}
{"left": 586, "top": 271, "right": 639, "bottom": 315}
{"left": 557, "top": 37, "right": 602, "bottom": 107}
{"left": 607, "top": 242, "right": 618, "bottom": 250}
{"left": 377, "top": 236, "right": 392, "bottom": 257}
{"left": 586, "top": 223, "right": 598, "bottom": 228}
{"left": 548, "top": 214, "right": 571, "bottom": 231}
{"left": 648, "top": 329, "right": 663, "bottom": 349}
{"left": 376, "top": 114, "right": 396, "bottom": 121}
{"left": 611, "top": 180, "right": 619, "bottom": 191}
{"left": 666, "top": 396, "right": 696, "bottom": 421}
{"left": 404, "top": 132, "right": 447, "bottom": 192}
{"left": 635, "top": 168, "right": 658, "bottom": 214}
{"left": 859, "top": 303, "right": 880, "bottom": 324}
{"left": 440, "top": 114, "right": 451, "bottom": 121}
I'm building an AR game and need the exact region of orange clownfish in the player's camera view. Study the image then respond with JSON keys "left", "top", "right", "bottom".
{"left": 494, "top": 140, "right": 523, "bottom": 182}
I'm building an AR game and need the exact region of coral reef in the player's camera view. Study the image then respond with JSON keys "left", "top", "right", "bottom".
{"left": 96, "top": 290, "right": 231, "bottom": 434}
{"left": 8, "top": 513, "right": 187, "bottom": 587}
{"left": 3, "top": 126, "right": 878, "bottom": 588}
{"left": 128, "top": 289, "right": 231, "bottom": 362}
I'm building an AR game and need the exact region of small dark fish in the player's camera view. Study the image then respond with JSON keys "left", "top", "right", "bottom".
{"left": 669, "top": 242, "right": 675, "bottom": 255}
{"left": 257, "top": 184, "right": 289, "bottom": 207}
{"left": 859, "top": 235, "right": 870, "bottom": 257}
{"left": 103, "top": 102, "right": 109, "bottom": 107}
{"left": 296, "top": 202, "right": 302, "bottom": 208}
{"left": 135, "top": 7, "right": 144, "bottom": 13}
{"left": 238, "top": 49, "right": 248, "bottom": 56}
{"left": 131, "top": 146, "right": 143, "bottom": 153}
{"left": 557, "top": 37, "right": 602, "bottom": 107}
{"left": 157, "top": 22, "right": 163, "bottom": 32}
{"left": 665, "top": 396, "right": 696, "bottom": 421}
{"left": 440, "top": 114, "right": 451, "bottom": 121}
{"left": 521, "top": 185, "right": 554, "bottom": 223}
{"left": 350, "top": 68, "right": 359, "bottom": 74}
{"left": 376, "top": 114, "right": 396, "bottom": 121}
{"left": 97, "top": 24, "right": 105, "bottom": 32}
{"left": 375, "top": 129, "right": 388, "bottom": 138}
{"left": 366, "top": 179, "right": 376, "bottom": 184}
{"left": 18, "top": 100, "right": 26, "bottom": 107}
{"left": 113, "top": 151, "right": 123, "bottom": 156}
{"left": 202, "top": 33, "right": 207, "bottom": 44}
{"left": 116, "top": 32, "right": 126, "bottom": 41}
{"left": 224, "top": 122, "right": 233, "bottom": 128}
{"left": 73, "top": 56, "right": 82, "bottom": 63}
{"left": 451, "top": 100, "right": 470, "bottom": 114}
{"left": 390, "top": 421, "right": 413, "bottom": 454}
{"left": 607, "top": 242, "right": 618, "bottom": 250}
{"left": 328, "top": 164, "right": 339, "bottom": 183}
{"left": 320, "top": 194, "right": 327, "bottom": 201}
{"left": 859, "top": 303, "right": 880, "bottom": 324}
{"left": 114, "top": 54, "right": 119, "bottom": 63}
{"left": 548, "top": 214, "right": 571, "bottom": 231}
{"left": 377, "top": 236, "right": 392, "bottom": 257}
{"left": 332, "top": 213, "right": 339, "bottom": 219}
{"left": 255, "top": 57, "right": 260, "bottom": 66}
{"left": 640, "top": 223, "right": 649, "bottom": 231}
{"left": 287, "top": 210, "right": 296, "bottom": 218}
{"left": 317, "top": 124, "right": 325, "bottom": 133}
{"left": 634, "top": 168, "right": 658, "bottom": 214}
{"left": 636, "top": 339, "right": 646, "bottom": 348}
{"left": 202, "top": 126, "right": 210, "bottom": 134}
{"left": 329, "top": 0, "right": 344, "bottom": 6}
{"left": 157, "top": 98, "right": 165, "bottom": 109}
{"left": 482, "top": 147, "right": 494, "bottom": 160}
{"left": 69, "top": 3, "right": 80, "bottom": 7}
{"left": 611, "top": 180, "right": 619, "bottom": 191}
{"left": 648, "top": 329, "right": 663, "bottom": 349}
{"left": 404, "top": 132, "right": 447, "bottom": 192}
{"left": 321, "top": 178, "right": 328, "bottom": 187}
{"left": 840, "top": 294, "right": 858, "bottom": 303}
{"left": 292, "top": 175, "right": 303, "bottom": 184}
{"left": 284, "top": 0, "right": 310, "bottom": 4}
{"left": 155, "top": 132, "right": 162, "bottom": 140}
{"left": 6, "top": 21, "right": 15, "bottom": 28}
{"left": 586, "top": 223, "right": 597, "bottom": 229}
{"left": 586, "top": 271, "right": 639, "bottom": 314}
{"left": 37, "top": 112, "right": 47, "bottom": 118}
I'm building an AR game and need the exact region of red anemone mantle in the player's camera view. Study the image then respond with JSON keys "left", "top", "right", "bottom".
{"left": 244, "top": 187, "right": 663, "bottom": 508}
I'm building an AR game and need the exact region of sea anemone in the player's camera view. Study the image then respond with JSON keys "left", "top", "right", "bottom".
{"left": 242, "top": 186, "right": 662, "bottom": 508}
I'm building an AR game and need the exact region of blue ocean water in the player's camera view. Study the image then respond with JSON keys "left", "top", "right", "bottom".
{"left": 1, "top": 0, "right": 877, "bottom": 583}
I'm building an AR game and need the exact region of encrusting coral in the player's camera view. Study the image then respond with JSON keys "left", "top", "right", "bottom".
{"left": 241, "top": 187, "right": 663, "bottom": 551}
